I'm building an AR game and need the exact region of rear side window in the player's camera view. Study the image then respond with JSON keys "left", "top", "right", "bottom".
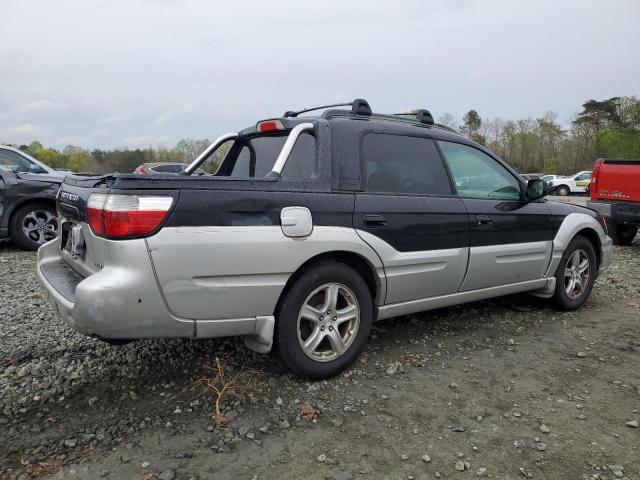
{"left": 362, "top": 134, "right": 453, "bottom": 195}
{"left": 229, "top": 133, "right": 316, "bottom": 179}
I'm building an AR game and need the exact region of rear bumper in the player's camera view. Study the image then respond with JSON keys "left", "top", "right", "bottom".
{"left": 36, "top": 237, "right": 268, "bottom": 346}
{"left": 37, "top": 237, "right": 194, "bottom": 339}
{"left": 588, "top": 200, "right": 640, "bottom": 225}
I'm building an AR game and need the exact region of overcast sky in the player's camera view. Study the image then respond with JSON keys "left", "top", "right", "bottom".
{"left": 1, "top": 0, "right": 638, "bottom": 149}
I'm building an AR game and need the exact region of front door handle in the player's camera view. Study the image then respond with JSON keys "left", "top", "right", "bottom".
{"left": 364, "top": 214, "right": 387, "bottom": 228}
{"left": 476, "top": 215, "right": 493, "bottom": 227}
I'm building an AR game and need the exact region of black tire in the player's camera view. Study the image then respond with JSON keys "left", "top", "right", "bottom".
{"left": 556, "top": 185, "right": 570, "bottom": 196}
{"left": 275, "top": 261, "right": 373, "bottom": 379}
{"left": 9, "top": 202, "right": 59, "bottom": 251}
{"left": 606, "top": 219, "right": 637, "bottom": 246}
{"left": 553, "top": 235, "right": 597, "bottom": 311}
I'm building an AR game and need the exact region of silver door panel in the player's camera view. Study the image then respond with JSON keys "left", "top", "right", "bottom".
{"left": 460, "top": 241, "right": 552, "bottom": 291}
{"left": 355, "top": 230, "right": 469, "bottom": 303}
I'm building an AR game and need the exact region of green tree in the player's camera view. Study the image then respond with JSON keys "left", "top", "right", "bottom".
{"left": 460, "top": 110, "right": 485, "bottom": 145}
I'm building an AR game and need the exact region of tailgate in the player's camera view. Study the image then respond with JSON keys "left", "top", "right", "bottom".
{"left": 56, "top": 175, "right": 115, "bottom": 276}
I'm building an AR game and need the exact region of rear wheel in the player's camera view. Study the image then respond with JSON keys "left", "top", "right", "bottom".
{"left": 276, "top": 261, "right": 373, "bottom": 379}
{"left": 10, "top": 203, "right": 58, "bottom": 251}
{"left": 553, "top": 235, "right": 597, "bottom": 311}
{"left": 606, "top": 219, "right": 638, "bottom": 246}
{"left": 556, "top": 185, "right": 570, "bottom": 196}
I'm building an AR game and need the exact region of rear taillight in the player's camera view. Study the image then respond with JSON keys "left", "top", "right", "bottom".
{"left": 86, "top": 193, "right": 173, "bottom": 239}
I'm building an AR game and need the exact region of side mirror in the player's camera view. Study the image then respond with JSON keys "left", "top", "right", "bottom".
{"left": 526, "top": 178, "right": 548, "bottom": 201}
{"left": 29, "top": 164, "right": 46, "bottom": 174}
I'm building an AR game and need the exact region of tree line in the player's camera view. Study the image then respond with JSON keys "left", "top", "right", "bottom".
{"left": 5, "top": 96, "right": 639, "bottom": 175}
{"left": 446, "top": 95, "right": 640, "bottom": 174}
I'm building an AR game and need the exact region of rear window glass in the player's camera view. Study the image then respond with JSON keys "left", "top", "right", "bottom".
{"left": 227, "top": 133, "right": 316, "bottom": 179}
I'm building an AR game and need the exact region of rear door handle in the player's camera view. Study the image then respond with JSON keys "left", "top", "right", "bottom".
{"left": 363, "top": 214, "right": 387, "bottom": 228}
{"left": 476, "top": 215, "right": 493, "bottom": 227}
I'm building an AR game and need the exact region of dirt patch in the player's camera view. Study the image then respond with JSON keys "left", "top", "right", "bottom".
{"left": 1, "top": 233, "right": 639, "bottom": 480}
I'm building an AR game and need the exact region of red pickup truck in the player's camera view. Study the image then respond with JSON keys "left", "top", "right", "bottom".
{"left": 587, "top": 158, "right": 640, "bottom": 245}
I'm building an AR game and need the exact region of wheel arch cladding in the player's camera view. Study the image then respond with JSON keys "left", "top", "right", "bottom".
{"left": 273, "top": 251, "right": 380, "bottom": 317}
{"left": 574, "top": 227, "right": 601, "bottom": 269}
{"left": 547, "top": 213, "right": 608, "bottom": 277}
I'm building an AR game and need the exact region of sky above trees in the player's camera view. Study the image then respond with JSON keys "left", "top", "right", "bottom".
{"left": 1, "top": 0, "right": 638, "bottom": 149}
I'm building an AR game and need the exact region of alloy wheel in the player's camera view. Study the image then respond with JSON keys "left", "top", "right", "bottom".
{"left": 22, "top": 209, "right": 58, "bottom": 245}
{"left": 564, "top": 249, "right": 590, "bottom": 299}
{"left": 297, "top": 283, "right": 360, "bottom": 362}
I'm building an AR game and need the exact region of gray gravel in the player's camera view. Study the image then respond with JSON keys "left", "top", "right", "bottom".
{"left": 1, "top": 223, "right": 639, "bottom": 479}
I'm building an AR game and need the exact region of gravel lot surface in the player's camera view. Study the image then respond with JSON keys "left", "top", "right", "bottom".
{"left": 1, "top": 196, "right": 639, "bottom": 480}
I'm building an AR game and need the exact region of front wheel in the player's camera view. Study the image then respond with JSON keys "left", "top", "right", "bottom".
{"left": 553, "top": 235, "right": 597, "bottom": 311}
{"left": 556, "top": 185, "right": 570, "bottom": 196}
{"left": 275, "top": 261, "right": 373, "bottom": 379}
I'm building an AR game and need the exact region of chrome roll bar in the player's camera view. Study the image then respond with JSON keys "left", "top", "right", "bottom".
{"left": 269, "top": 122, "right": 314, "bottom": 176}
{"left": 182, "top": 132, "right": 237, "bottom": 174}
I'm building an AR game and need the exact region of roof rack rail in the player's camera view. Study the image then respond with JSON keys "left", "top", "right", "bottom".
{"left": 393, "top": 109, "right": 434, "bottom": 125}
{"left": 284, "top": 98, "right": 372, "bottom": 118}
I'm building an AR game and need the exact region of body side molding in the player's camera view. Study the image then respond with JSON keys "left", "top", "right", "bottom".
{"left": 377, "top": 277, "right": 553, "bottom": 320}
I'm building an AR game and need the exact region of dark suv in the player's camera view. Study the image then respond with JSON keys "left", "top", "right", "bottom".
{"left": 37, "top": 100, "right": 612, "bottom": 379}
{"left": 0, "top": 146, "right": 63, "bottom": 250}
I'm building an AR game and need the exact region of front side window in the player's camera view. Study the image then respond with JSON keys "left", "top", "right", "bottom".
{"left": 437, "top": 141, "right": 522, "bottom": 201}
{"left": 576, "top": 172, "right": 591, "bottom": 181}
{"left": 0, "top": 149, "right": 45, "bottom": 173}
{"left": 362, "top": 134, "right": 452, "bottom": 195}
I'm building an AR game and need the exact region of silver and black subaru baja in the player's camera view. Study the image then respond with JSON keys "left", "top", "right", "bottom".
{"left": 37, "top": 99, "right": 612, "bottom": 379}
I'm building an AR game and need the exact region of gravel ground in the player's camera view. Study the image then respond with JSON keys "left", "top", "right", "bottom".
{"left": 1, "top": 197, "right": 639, "bottom": 480}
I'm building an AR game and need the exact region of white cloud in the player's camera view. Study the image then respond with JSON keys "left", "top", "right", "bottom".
{"left": 151, "top": 113, "right": 172, "bottom": 128}
{"left": 97, "top": 115, "right": 127, "bottom": 125}
{"left": 0, "top": 0, "right": 637, "bottom": 148}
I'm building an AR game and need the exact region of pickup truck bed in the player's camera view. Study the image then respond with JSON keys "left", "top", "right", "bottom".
{"left": 587, "top": 158, "right": 640, "bottom": 245}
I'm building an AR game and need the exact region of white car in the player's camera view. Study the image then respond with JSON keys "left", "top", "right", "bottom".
{"left": 547, "top": 171, "right": 591, "bottom": 196}
{"left": 541, "top": 174, "right": 567, "bottom": 182}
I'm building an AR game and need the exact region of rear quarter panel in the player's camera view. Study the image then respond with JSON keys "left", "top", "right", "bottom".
{"left": 146, "top": 188, "right": 384, "bottom": 320}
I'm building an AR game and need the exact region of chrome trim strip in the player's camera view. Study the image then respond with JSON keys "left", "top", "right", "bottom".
{"left": 183, "top": 132, "right": 237, "bottom": 174}
{"left": 270, "top": 122, "right": 314, "bottom": 175}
